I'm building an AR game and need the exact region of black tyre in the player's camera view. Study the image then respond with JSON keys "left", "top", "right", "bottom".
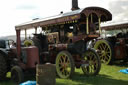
{"left": 56, "top": 51, "right": 75, "bottom": 78}
{"left": 11, "top": 66, "right": 24, "bottom": 84}
{"left": 82, "top": 49, "right": 101, "bottom": 76}
{"left": 0, "top": 53, "right": 7, "bottom": 80}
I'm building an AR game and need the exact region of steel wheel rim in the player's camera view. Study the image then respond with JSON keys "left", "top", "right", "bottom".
{"left": 94, "top": 40, "right": 112, "bottom": 64}
{"left": 83, "top": 51, "right": 99, "bottom": 75}
{"left": 56, "top": 53, "right": 72, "bottom": 78}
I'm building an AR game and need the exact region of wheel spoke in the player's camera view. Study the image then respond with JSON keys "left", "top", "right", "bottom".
{"left": 61, "top": 69, "right": 65, "bottom": 73}
{"left": 105, "top": 55, "right": 109, "bottom": 61}
{"left": 98, "top": 51, "right": 102, "bottom": 55}
{"left": 62, "top": 55, "right": 65, "bottom": 63}
{"left": 90, "top": 65, "right": 93, "bottom": 73}
{"left": 106, "top": 51, "right": 110, "bottom": 54}
{"left": 89, "top": 65, "right": 94, "bottom": 74}
{"left": 105, "top": 45, "right": 108, "bottom": 51}
{"left": 59, "top": 57, "right": 63, "bottom": 63}
{"left": 99, "top": 45, "right": 103, "bottom": 50}
{"left": 58, "top": 65, "right": 63, "bottom": 70}
{"left": 66, "top": 60, "right": 70, "bottom": 67}
{"left": 101, "top": 44, "right": 105, "bottom": 50}
{"left": 104, "top": 44, "right": 107, "bottom": 50}
{"left": 106, "top": 47, "right": 110, "bottom": 51}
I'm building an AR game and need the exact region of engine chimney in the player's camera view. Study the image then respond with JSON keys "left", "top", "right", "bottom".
{"left": 71, "top": 0, "right": 80, "bottom": 11}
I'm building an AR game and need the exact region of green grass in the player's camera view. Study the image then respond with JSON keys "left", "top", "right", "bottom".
{"left": 56, "top": 63, "right": 128, "bottom": 85}
{"left": 0, "top": 63, "right": 128, "bottom": 85}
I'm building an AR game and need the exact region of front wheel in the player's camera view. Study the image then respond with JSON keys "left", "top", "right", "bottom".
{"left": 82, "top": 49, "right": 101, "bottom": 76}
{"left": 11, "top": 66, "right": 24, "bottom": 84}
{"left": 56, "top": 51, "right": 75, "bottom": 78}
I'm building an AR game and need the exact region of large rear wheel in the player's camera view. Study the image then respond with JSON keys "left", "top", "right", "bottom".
{"left": 0, "top": 53, "right": 7, "bottom": 80}
{"left": 56, "top": 51, "right": 75, "bottom": 78}
{"left": 82, "top": 49, "right": 101, "bottom": 76}
{"left": 94, "top": 40, "right": 113, "bottom": 64}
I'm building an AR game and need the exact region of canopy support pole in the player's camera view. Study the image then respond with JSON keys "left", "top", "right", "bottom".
{"left": 86, "top": 16, "right": 89, "bottom": 34}
{"left": 25, "top": 29, "right": 27, "bottom": 40}
{"left": 98, "top": 17, "right": 101, "bottom": 34}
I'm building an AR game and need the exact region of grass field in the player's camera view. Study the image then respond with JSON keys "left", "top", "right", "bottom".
{"left": 0, "top": 63, "right": 128, "bottom": 85}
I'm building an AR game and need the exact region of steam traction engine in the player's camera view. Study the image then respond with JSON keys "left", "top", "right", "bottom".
{"left": 0, "top": 0, "right": 112, "bottom": 83}
{"left": 94, "top": 22, "right": 128, "bottom": 64}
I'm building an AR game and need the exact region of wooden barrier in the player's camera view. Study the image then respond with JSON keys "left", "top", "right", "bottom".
{"left": 36, "top": 64, "right": 56, "bottom": 85}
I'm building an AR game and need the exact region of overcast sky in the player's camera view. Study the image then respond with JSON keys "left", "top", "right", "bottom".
{"left": 0, "top": 0, "right": 127, "bottom": 36}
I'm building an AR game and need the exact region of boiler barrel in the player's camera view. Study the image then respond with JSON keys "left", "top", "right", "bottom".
{"left": 36, "top": 64, "right": 56, "bottom": 85}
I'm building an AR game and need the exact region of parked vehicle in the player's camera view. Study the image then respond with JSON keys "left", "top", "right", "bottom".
{"left": 0, "top": 0, "right": 112, "bottom": 83}
{"left": 94, "top": 22, "right": 128, "bottom": 64}
{"left": 0, "top": 39, "right": 16, "bottom": 80}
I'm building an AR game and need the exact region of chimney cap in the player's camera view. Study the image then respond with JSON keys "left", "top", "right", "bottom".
{"left": 71, "top": 0, "right": 80, "bottom": 11}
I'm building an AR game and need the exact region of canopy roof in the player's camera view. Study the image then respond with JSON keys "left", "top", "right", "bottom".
{"left": 15, "top": 6, "right": 112, "bottom": 31}
{"left": 102, "top": 21, "right": 128, "bottom": 30}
